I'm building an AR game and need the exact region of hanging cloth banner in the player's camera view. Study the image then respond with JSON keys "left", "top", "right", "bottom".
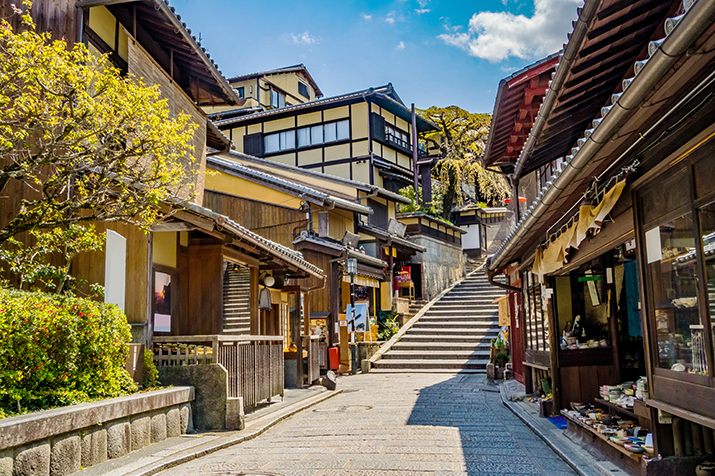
{"left": 341, "top": 274, "right": 381, "bottom": 288}
{"left": 533, "top": 179, "right": 626, "bottom": 281}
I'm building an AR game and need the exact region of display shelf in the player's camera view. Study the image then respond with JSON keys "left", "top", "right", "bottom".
{"left": 561, "top": 410, "right": 643, "bottom": 463}
{"left": 594, "top": 398, "right": 640, "bottom": 420}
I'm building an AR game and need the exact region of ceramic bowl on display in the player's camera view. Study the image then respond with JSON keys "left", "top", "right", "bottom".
{"left": 625, "top": 444, "right": 645, "bottom": 454}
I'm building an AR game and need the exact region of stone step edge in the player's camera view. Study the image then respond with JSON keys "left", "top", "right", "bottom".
{"left": 366, "top": 260, "right": 488, "bottom": 371}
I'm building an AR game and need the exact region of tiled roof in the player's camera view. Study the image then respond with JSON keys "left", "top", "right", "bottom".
{"left": 213, "top": 85, "right": 438, "bottom": 132}
{"left": 221, "top": 151, "right": 412, "bottom": 205}
{"left": 226, "top": 63, "right": 323, "bottom": 97}
{"left": 169, "top": 198, "right": 324, "bottom": 278}
{"left": 489, "top": 0, "right": 712, "bottom": 271}
{"left": 292, "top": 235, "right": 388, "bottom": 268}
{"left": 206, "top": 156, "right": 373, "bottom": 215}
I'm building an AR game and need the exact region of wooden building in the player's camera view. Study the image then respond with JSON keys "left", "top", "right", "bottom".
{"left": 204, "top": 153, "right": 426, "bottom": 349}
{"left": 212, "top": 83, "right": 439, "bottom": 194}
{"left": 207, "top": 64, "right": 324, "bottom": 119}
{"left": 0, "top": 1, "right": 330, "bottom": 393}
{"left": 485, "top": 0, "right": 715, "bottom": 472}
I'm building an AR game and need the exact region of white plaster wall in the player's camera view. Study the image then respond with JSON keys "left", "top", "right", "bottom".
{"left": 461, "top": 225, "right": 482, "bottom": 251}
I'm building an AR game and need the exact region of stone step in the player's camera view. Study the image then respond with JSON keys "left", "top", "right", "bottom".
{"left": 419, "top": 318, "right": 498, "bottom": 325}
{"left": 392, "top": 341, "right": 491, "bottom": 351}
{"left": 371, "top": 359, "right": 490, "bottom": 370}
{"left": 406, "top": 327, "right": 500, "bottom": 336}
{"left": 412, "top": 322, "right": 500, "bottom": 329}
{"left": 399, "top": 334, "right": 497, "bottom": 343}
{"left": 423, "top": 312, "right": 498, "bottom": 318}
{"left": 381, "top": 350, "right": 491, "bottom": 360}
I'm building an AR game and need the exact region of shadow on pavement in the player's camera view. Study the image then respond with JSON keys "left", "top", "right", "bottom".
{"left": 406, "top": 373, "right": 577, "bottom": 475}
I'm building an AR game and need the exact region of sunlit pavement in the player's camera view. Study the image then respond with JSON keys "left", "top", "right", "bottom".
{"left": 158, "top": 372, "right": 577, "bottom": 476}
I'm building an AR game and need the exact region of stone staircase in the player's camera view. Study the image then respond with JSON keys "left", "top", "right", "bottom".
{"left": 372, "top": 265, "right": 505, "bottom": 372}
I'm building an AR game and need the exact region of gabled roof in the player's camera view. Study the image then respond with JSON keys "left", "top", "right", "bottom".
{"left": 77, "top": 0, "right": 240, "bottom": 106}
{"left": 292, "top": 234, "right": 388, "bottom": 269}
{"left": 483, "top": 52, "right": 561, "bottom": 170}
{"left": 213, "top": 83, "right": 439, "bottom": 133}
{"left": 512, "top": 0, "right": 677, "bottom": 177}
{"left": 220, "top": 151, "right": 413, "bottom": 205}
{"left": 206, "top": 156, "right": 373, "bottom": 215}
{"left": 489, "top": 0, "right": 715, "bottom": 271}
{"left": 226, "top": 63, "right": 323, "bottom": 98}
{"left": 165, "top": 199, "right": 324, "bottom": 279}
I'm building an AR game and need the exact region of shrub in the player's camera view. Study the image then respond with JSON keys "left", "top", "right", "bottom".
{"left": 377, "top": 310, "right": 400, "bottom": 341}
{"left": 0, "top": 288, "right": 137, "bottom": 415}
{"left": 142, "top": 349, "right": 160, "bottom": 389}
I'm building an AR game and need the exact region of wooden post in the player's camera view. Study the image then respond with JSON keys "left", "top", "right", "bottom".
{"left": 547, "top": 278, "right": 560, "bottom": 416}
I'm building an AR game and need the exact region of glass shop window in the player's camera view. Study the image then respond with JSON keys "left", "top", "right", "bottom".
{"left": 639, "top": 155, "right": 715, "bottom": 382}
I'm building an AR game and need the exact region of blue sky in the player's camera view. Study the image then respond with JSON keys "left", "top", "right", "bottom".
{"left": 171, "top": 0, "right": 581, "bottom": 114}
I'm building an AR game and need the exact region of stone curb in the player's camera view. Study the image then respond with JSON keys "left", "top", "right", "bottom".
{"left": 498, "top": 383, "right": 607, "bottom": 476}
{"left": 367, "top": 260, "right": 488, "bottom": 369}
{"left": 124, "top": 389, "right": 343, "bottom": 476}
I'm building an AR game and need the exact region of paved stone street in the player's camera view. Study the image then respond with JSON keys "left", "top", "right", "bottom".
{"left": 159, "top": 373, "right": 576, "bottom": 476}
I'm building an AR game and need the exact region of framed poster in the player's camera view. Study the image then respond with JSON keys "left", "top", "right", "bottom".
{"left": 346, "top": 301, "right": 369, "bottom": 332}
{"left": 153, "top": 271, "right": 172, "bottom": 332}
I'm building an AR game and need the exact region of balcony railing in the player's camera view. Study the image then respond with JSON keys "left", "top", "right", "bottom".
{"left": 153, "top": 335, "right": 284, "bottom": 408}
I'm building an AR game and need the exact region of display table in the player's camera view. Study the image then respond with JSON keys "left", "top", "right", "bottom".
{"left": 561, "top": 410, "right": 643, "bottom": 475}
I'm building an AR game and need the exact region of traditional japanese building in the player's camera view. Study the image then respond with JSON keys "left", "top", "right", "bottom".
{"left": 485, "top": 0, "right": 715, "bottom": 472}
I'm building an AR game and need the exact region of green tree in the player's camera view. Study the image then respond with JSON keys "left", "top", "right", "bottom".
{"left": 0, "top": 3, "right": 197, "bottom": 291}
{"left": 419, "top": 106, "right": 510, "bottom": 219}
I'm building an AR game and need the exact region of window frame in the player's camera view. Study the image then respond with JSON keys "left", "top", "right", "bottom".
{"left": 636, "top": 149, "right": 715, "bottom": 389}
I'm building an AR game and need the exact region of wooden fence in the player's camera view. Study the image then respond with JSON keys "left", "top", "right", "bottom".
{"left": 153, "top": 335, "right": 284, "bottom": 408}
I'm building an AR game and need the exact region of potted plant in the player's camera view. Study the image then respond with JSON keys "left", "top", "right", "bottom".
{"left": 494, "top": 352, "right": 509, "bottom": 368}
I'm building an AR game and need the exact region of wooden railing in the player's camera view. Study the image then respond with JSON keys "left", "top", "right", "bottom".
{"left": 302, "top": 335, "right": 320, "bottom": 385}
{"left": 152, "top": 335, "right": 284, "bottom": 408}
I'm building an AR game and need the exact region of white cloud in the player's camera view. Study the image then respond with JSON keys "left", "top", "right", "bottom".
{"left": 291, "top": 31, "right": 319, "bottom": 45}
{"left": 361, "top": 13, "right": 372, "bottom": 21}
{"left": 418, "top": 0, "right": 430, "bottom": 7}
{"left": 438, "top": 0, "right": 581, "bottom": 62}
{"left": 415, "top": 8, "right": 430, "bottom": 14}
{"left": 396, "top": 41, "right": 405, "bottom": 51}
{"left": 385, "top": 12, "right": 396, "bottom": 25}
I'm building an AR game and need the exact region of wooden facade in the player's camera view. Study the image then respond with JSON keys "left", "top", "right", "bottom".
{"left": 485, "top": 0, "right": 715, "bottom": 471}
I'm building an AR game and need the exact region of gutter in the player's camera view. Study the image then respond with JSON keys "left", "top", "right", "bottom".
{"left": 490, "top": 0, "right": 715, "bottom": 272}
{"left": 486, "top": 257, "right": 521, "bottom": 292}
{"left": 512, "top": 0, "right": 600, "bottom": 179}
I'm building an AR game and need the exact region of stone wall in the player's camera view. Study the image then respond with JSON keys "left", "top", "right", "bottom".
{"left": 0, "top": 387, "right": 193, "bottom": 476}
{"left": 409, "top": 235, "right": 466, "bottom": 301}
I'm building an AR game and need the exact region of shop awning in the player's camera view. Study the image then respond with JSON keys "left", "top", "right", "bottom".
{"left": 342, "top": 274, "right": 381, "bottom": 288}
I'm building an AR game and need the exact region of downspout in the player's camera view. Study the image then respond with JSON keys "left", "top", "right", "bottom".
{"left": 486, "top": 256, "right": 521, "bottom": 292}
{"left": 512, "top": 0, "right": 600, "bottom": 179}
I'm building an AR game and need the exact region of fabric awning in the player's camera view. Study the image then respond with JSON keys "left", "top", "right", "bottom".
{"left": 342, "top": 274, "right": 381, "bottom": 288}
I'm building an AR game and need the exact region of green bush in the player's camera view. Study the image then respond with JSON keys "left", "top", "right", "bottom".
{"left": 0, "top": 288, "right": 137, "bottom": 415}
{"left": 142, "top": 349, "right": 160, "bottom": 389}
{"left": 377, "top": 310, "right": 400, "bottom": 341}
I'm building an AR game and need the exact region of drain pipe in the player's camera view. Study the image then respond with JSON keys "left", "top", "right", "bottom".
{"left": 486, "top": 256, "right": 520, "bottom": 292}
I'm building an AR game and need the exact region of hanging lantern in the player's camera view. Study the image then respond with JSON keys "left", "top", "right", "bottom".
{"left": 259, "top": 287, "right": 272, "bottom": 310}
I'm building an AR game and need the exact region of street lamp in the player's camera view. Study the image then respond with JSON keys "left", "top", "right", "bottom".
{"left": 346, "top": 258, "right": 358, "bottom": 375}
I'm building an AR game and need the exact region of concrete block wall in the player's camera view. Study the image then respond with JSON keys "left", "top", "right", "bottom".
{"left": 0, "top": 387, "right": 194, "bottom": 476}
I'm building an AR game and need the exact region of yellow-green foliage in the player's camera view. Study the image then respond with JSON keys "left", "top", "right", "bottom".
{"left": 419, "top": 106, "right": 510, "bottom": 217}
{"left": 142, "top": 349, "right": 160, "bottom": 389}
{"left": 0, "top": 288, "right": 137, "bottom": 416}
{"left": 0, "top": 3, "right": 197, "bottom": 246}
